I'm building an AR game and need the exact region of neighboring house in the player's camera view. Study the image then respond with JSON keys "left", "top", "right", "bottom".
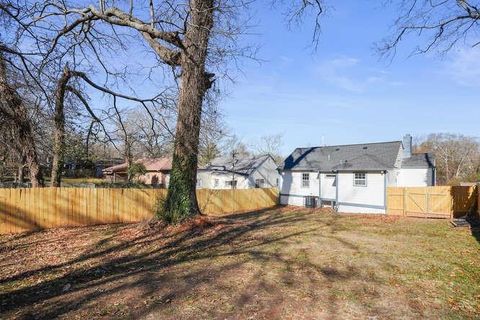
{"left": 279, "top": 134, "right": 436, "bottom": 214}
{"left": 94, "top": 158, "right": 125, "bottom": 177}
{"left": 197, "top": 154, "right": 280, "bottom": 189}
{"left": 103, "top": 158, "right": 172, "bottom": 186}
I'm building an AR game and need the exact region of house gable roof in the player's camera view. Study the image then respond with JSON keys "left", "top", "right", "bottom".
{"left": 282, "top": 141, "right": 403, "bottom": 172}
{"left": 202, "top": 154, "right": 274, "bottom": 176}
{"left": 103, "top": 157, "right": 172, "bottom": 173}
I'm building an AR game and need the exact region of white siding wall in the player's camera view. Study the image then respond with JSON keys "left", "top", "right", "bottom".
{"left": 280, "top": 170, "right": 386, "bottom": 214}
{"left": 196, "top": 171, "right": 212, "bottom": 189}
{"left": 164, "top": 172, "right": 249, "bottom": 189}
{"left": 386, "top": 169, "right": 399, "bottom": 186}
{"left": 196, "top": 157, "right": 280, "bottom": 190}
{"left": 206, "top": 172, "right": 250, "bottom": 189}
{"left": 280, "top": 171, "right": 319, "bottom": 206}
{"left": 336, "top": 172, "right": 386, "bottom": 214}
{"left": 320, "top": 174, "right": 336, "bottom": 200}
{"left": 248, "top": 158, "right": 280, "bottom": 188}
{"left": 397, "top": 168, "right": 433, "bottom": 187}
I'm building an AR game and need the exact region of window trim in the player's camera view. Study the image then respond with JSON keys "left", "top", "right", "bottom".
{"left": 301, "top": 173, "right": 310, "bottom": 188}
{"left": 353, "top": 172, "right": 367, "bottom": 187}
{"left": 255, "top": 178, "right": 265, "bottom": 188}
{"left": 225, "top": 180, "right": 238, "bottom": 188}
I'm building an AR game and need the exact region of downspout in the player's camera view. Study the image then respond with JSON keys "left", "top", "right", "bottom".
{"left": 318, "top": 171, "right": 322, "bottom": 207}
{"left": 335, "top": 171, "right": 339, "bottom": 212}
{"left": 383, "top": 170, "right": 387, "bottom": 213}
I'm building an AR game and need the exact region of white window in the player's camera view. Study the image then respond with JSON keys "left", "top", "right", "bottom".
{"left": 214, "top": 179, "right": 219, "bottom": 188}
{"left": 276, "top": 178, "right": 279, "bottom": 187}
{"left": 196, "top": 179, "right": 202, "bottom": 188}
{"left": 354, "top": 172, "right": 367, "bottom": 186}
{"left": 255, "top": 179, "right": 265, "bottom": 188}
{"left": 302, "top": 173, "right": 310, "bottom": 188}
{"left": 225, "top": 180, "right": 237, "bottom": 188}
{"left": 325, "top": 174, "right": 336, "bottom": 178}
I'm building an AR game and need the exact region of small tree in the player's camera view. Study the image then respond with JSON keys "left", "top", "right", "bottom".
{"left": 127, "top": 163, "right": 148, "bottom": 182}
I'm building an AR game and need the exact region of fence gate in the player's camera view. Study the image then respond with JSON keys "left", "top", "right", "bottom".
{"left": 404, "top": 188, "right": 428, "bottom": 216}
{"left": 386, "top": 186, "right": 473, "bottom": 219}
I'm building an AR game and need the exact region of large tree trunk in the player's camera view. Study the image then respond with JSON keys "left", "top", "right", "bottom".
{"left": 51, "top": 67, "right": 71, "bottom": 187}
{"left": 163, "top": 0, "right": 214, "bottom": 222}
{"left": 0, "top": 52, "right": 43, "bottom": 187}
{"left": 125, "top": 141, "right": 133, "bottom": 182}
{"left": 17, "top": 154, "right": 26, "bottom": 183}
{"left": 23, "top": 139, "right": 42, "bottom": 187}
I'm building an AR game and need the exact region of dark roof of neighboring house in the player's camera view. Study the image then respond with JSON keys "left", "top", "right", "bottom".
{"left": 401, "top": 153, "right": 435, "bottom": 169}
{"left": 103, "top": 157, "right": 172, "bottom": 174}
{"left": 202, "top": 154, "right": 273, "bottom": 176}
{"left": 281, "top": 141, "right": 403, "bottom": 171}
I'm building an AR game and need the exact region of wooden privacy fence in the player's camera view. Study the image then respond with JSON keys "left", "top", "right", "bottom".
{"left": 0, "top": 188, "right": 279, "bottom": 234}
{"left": 387, "top": 186, "right": 477, "bottom": 218}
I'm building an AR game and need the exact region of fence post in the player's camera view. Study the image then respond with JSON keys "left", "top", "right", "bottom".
{"left": 426, "top": 188, "right": 430, "bottom": 214}
{"left": 450, "top": 187, "right": 454, "bottom": 220}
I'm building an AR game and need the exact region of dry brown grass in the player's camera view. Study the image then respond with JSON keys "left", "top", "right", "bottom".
{"left": 0, "top": 207, "right": 479, "bottom": 319}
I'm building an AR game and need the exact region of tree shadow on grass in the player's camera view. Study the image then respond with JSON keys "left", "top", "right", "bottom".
{"left": 0, "top": 208, "right": 402, "bottom": 319}
{"left": 471, "top": 227, "right": 480, "bottom": 245}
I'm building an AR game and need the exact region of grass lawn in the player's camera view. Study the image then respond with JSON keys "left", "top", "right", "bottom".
{"left": 0, "top": 207, "right": 479, "bottom": 319}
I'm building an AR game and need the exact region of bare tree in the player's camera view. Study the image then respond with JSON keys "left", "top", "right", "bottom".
{"left": 380, "top": 0, "right": 480, "bottom": 56}
{"left": 50, "top": 67, "right": 74, "bottom": 186}
{"left": 0, "top": 0, "right": 323, "bottom": 221}
{"left": 221, "top": 135, "right": 252, "bottom": 159}
{"left": 0, "top": 51, "right": 43, "bottom": 187}
{"left": 253, "top": 134, "right": 284, "bottom": 165}
{"left": 415, "top": 133, "right": 480, "bottom": 184}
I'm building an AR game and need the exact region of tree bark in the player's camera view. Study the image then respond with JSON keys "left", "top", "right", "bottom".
{"left": 51, "top": 67, "right": 71, "bottom": 187}
{"left": 125, "top": 141, "right": 133, "bottom": 182}
{"left": 0, "top": 52, "right": 43, "bottom": 187}
{"left": 23, "top": 138, "right": 42, "bottom": 187}
{"left": 163, "top": 0, "right": 215, "bottom": 222}
{"left": 17, "top": 154, "right": 26, "bottom": 183}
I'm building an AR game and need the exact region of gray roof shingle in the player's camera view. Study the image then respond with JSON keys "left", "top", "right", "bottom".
{"left": 401, "top": 153, "right": 435, "bottom": 168}
{"left": 281, "top": 141, "right": 402, "bottom": 171}
{"left": 203, "top": 154, "right": 272, "bottom": 176}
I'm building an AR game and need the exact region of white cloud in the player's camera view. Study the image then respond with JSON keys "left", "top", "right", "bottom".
{"left": 445, "top": 48, "right": 480, "bottom": 87}
{"left": 316, "top": 56, "right": 401, "bottom": 93}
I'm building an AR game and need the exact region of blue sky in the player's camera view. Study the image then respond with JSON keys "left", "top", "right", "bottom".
{"left": 219, "top": 1, "right": 480, "bottom": 155}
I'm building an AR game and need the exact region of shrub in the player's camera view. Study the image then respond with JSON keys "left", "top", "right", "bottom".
{"left": 127, "top": 163, "right": 147, "bottom": 181}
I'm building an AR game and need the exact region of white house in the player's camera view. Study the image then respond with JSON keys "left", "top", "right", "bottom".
{"left": 279, "top": 134, "right": 436, "bottom": 214}
{"left": 197, "top": 154, "right": 280, "bottom": 189}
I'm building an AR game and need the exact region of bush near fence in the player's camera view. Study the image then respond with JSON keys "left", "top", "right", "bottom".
{"left": 0, "top": 188, "right": 279, "bottom": 234}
